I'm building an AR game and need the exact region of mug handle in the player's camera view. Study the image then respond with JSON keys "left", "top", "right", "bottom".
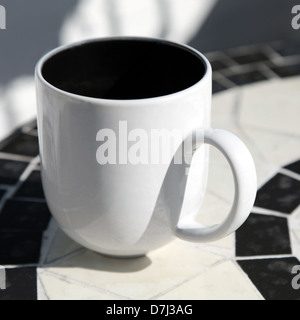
{"left": 175, "top": 128, "right": 257, "bottom": 242}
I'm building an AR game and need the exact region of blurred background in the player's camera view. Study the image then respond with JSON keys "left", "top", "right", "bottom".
{"left": 0, "top": 0, "right": 299, "bottom": 140}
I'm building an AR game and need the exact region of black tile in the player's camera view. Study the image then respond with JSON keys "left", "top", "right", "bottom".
{"left": 0, "top": 267, "right": 37, "bottom": 300}
{"left": 236, "top": 213, "right": 291, "bottom": 257}
{"left": 271, "top": 63, "right": 300, "bottom": 78}
{"left": 255, "top": 173, "right": 300, "bottom": 214}
{"left": 284, "top": 160, "right": 300, "bottom": 175}
{"left": 227, "top": 71, "right": 268, "bottom": 86}
{"left": 0, "top": 199, "right": 51, "bottom": 232}
{"left": 0, "top": 133, "right": 39, "bottom": 157}
{"left": 0, "top": 232, "right": 43, "bottom": 265}
{"left": 231, "top": 52, "right": 269, "bottom": 65}
{"left": 0, "top": 189, "right": 5, "bottom": 201}
{"left": 212, "top": 80, "right": 227, "bottom": 94}
{"left": 210, "top": 59, "right": 228, "bottom": 71}
{"left": 238, "top": 258, "right": 300, "bottom": 300}
{"left": 0, "top": 159, "right": 28, "bottom": 185}
{"left": 15, "top": 171, "right": 45, "bottom": 199}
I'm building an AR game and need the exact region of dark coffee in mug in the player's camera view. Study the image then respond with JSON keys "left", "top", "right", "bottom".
{"left": 41, "top": 39, "right": 206, "bottom": 100}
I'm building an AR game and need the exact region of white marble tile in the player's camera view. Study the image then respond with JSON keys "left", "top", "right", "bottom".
{"left": 238, "top": 78, "right": 300, "bottom": 136}
{"left": 43, "top": 241, "right": 223, "bottom": 300}
{"left": 211, "top": 87, "right": 240, "bottom": 125}
{"left": 195, "top": 191, "right": 235, "bottom": 250}
{"left": 38, "top": 270, "right": 120, "bottom": 300}
{"left": 205, "top": 235, "right": 235, "bottom": 251}
{"left": 205, "top": 143, "right": 234, "bottom": 204}
{"left": 290, "top": 206, "right": 300, "bottom": 232}
{"left": 289, "top": 206, "right": 300, "bottom": 261}
{"left": 291, "top": 231, "right": 300, "bottom": 263}
{"left": 205, "top": 81, "right": 293, "bottom": 204}
{"left": 37, "top": 275, "right": 49, "bottom": 301}
{"left": 205, "top": 133, "right": 277, "bottom": 203}
{"left": 240, "top": 126, "right": 300, "bottom": 171}
{"left": 211, "top": 92, "right": 279, "bottom": 197}
{"left": 212, "top": 82, "right": 300, "bottom": 178}
{"left": 295, "top": 231, "right": 300, "bottom": 243}
{"left": 157, "top": 261, "right": 262, "bottom": 300}
{"left": 196, "top": 191, "right": 231, "bottom": 228}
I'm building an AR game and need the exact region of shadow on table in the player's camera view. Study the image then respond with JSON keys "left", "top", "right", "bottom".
{"left": 40, "top": 224, "right": 153, "bottom": 273}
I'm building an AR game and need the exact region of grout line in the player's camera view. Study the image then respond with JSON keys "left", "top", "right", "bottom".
{"left": 229, "top": 88, "right": 274, "bottom": 169}
{"left": 179, "top": 237, "right": 235, "bottom": 260}
{"left": 232, "top": 86, "right": 244, "bottom": 127}
{"left": 217, "top": 61, "right": 272, "bottom": 77}
{"left": 262, "top": 44, "right": 284, "bottom": 61}
{"left": 1, "top": 263, "right": 40, "bottom": 269}
{"left": 233, "top": 260, "right": 265, "bottom": 300}
{"left": 289, "top": 229, "right": 300, "bottom": 261}
{"left": 193, "top": 244, "right": 235, "bottom": 260}
{"left": 236, "top": 254, "right": 294, "bottom": 261}
{"left": 150, "top": 257, "right": 228, "bottom": 300}
{"left": 41, "top": 248, "right": 86, "bottom": 268}
{"left": 252, "top": 207, "right": 291, "bottom": 218}
{"left": 212, "top": 71, "right": 227, "bottom": 80}
{"left": 37, "top": 274, "right": 50, "bottom": 300}
{"left": 209, "top": 52, "right": 239, "bottom": 69}
{"left": 226, "top": 64, "right": 262, "bottom": 76}
{"left": 206, "top": 51, "right": 233, "bottom": 62}
{"left": 38, "top": 219, "right": 59, "bottom": 266}
{"left": 18, "top": 156, "right": 40, "bottom": 181}
{"left": 210, "top": 49, "right": 300, "bottom": 88}
{"left": 149, "top": 273, "right": 201, "bottom": 300}
{"left": 279, "top": 168, "right": 300, "bottom": 181}
{"left": 256, "top": 167, "right": 281, "bottom": 188}
{"left": 241, "top": 123, "right": 300, "bottom": 140}
{"left": 0, "top": 155, "right": 40, "bottom": 213}
{"left": 257, "top": 63, "right": 281, "bottom": 79}
{"left": 37, "top": 268, "right": 131, "bottom": 300}
{"left": 226, "top": 43, "right": 270, "bottom": 55}
{"left": 271, "top": 55, "right": 300, "bottom": 67}
{"left": 0, "top": 152, "right": 32, "bottom": 162}
{"left": 220, "top": 65, "right": 245, "bottom": 76}
{"left": 205, "top": 189, "right": 231, "bottom": 205}
{"left": 214, "top": 75, "right": 237, "bottom": 89}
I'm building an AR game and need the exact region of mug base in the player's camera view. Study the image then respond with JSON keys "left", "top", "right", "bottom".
{"left": 97, "top": 252, "right": 147, "bottom": 259}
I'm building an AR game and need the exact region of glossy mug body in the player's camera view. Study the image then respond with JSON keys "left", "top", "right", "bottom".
{"left": 35, "top": 37, "right": 257, "bottom": 257}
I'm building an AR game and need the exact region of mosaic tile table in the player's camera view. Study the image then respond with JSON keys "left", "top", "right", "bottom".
{"left": 0, "top": 42, "right": 299, "bottom": 300}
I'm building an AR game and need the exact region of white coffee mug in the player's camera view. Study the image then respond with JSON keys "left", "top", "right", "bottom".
{"left": 35, "top": 37, "right": 257, "bottom": 258}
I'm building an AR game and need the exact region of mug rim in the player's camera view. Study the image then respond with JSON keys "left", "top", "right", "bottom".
{"left": 35, "top": 36, "right": 212, "bottom": 105}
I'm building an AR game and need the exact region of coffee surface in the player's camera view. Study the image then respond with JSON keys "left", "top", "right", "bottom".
{"left": 42, "top": 39, "right": 206, "bottom": 100}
